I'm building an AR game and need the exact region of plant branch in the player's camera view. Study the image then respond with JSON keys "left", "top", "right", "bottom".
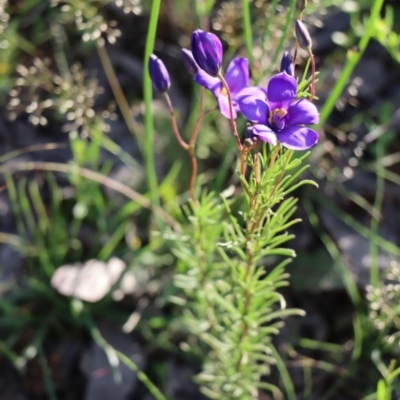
{"left": 97, "top": 45, "right": 142, "bottom": 145}
{"left": 163, "top": 93, "right": 189, "bottom": 150}
{"left": 308, "top": 48, "right": 316, "bottom": 101}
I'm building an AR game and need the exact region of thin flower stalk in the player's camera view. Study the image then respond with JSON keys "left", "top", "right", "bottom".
{"left": 188, "top": 87, "right": 205, "bottom": 201}
{"left": 163, "top": 93, "right": 189, "bottom": 151}
{"left": 216, "top": 72, "right": 248, "bottom": 178}
{"left": 163, "top": 92, "right": 209, "bottom": 201}
{"left": 163, "top": 89, "right": 212, "bottom": 200}
{"left": 148, "top": 52, "right": 207, "bottom": 200}
{"left": 217, "top": 72, "right": 243, "bottom": 151}
{"left": 308, "top": 47, "right": 316, "bottom": 101}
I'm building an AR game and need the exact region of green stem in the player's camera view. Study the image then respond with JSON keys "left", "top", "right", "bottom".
{"left": 303, "top": 197, "right": 363, "bottom": 361}
{"left": 143, "top": 0, "right": 162, "bottom": 210}
{"left": 97, "top": 45, "right": 142, "bottom": 146}
{"left": 370, "top": 139, "right": 385, "bottom": 287}
{"left": 266, "top": 0, "right": 296, "bottom": 76}
{"left": 270, "top": 344, "right": 296, "bottom": 400}
{"left": 318, "top": 0, "right": 385, "bottom": 126}
{"left": 308, "top": 47, "right": 316, "bottom": 100}
{"left": 259, "top": 0, "right": 280, "bottom": 70}
{"left": 241, "top": 0, "right": 253, "bottom": 65}
{"left": 38, "top": 345, "right": 58, "bottom": 400}
{"left": 88, "top": 322, "right": 167, "bottom": 400}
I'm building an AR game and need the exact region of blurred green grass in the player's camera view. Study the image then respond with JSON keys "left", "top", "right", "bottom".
{"left": 1, "top": 0, "right": 400, "bottom": 398}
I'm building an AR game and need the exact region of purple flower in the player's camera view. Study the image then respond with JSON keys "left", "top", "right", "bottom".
{"left": 236, "top": 72, "right": 319, "bottom": 150}
{"left": 194, "top": 57, "right": 263, "bottom": 119}
{"left": 149, "top": 54, "right": 170, "bottom": 93}
{"left": 280, "top": 51, "right": 294, "bottom": 77}
{"left": 295, "top": 20, "right": 312, "bottom": 50}
{"left": 191, "top": 29, "right": 223, "bottom": 77}
{"left": 181, "top": 49, "right": 199, "bottom": 75}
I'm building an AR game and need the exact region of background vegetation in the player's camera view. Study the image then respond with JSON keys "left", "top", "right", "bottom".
{"left": 1, "top": 0, "right": 400, "bottom": 399}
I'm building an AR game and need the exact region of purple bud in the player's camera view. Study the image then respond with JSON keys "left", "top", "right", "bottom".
{"left": 295, "top": 20, "right": 312, "bottom": 50}
{"left": 280, "top": 51, "right": 294, "bottom": 76}
{"left": 149, "top": 54, "right": 170, "bottom": 93}
{"left": 190, "top": 29, "right": 223, "bottom": 77}
{"left": 181, "top": 49, "right": 199, "bottom": 75}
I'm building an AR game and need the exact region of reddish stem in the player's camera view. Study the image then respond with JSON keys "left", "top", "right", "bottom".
{"left": 190, "top": 88, "right": 204, "bottom": 148}
{"left": 217, "top": 73, "right": 243, "bottom": 152}
{"left": 189, "top": 154, "right": 197, "bottom": 201}
{"left": 217, "top": 72, "right": 248, "bottom": 181}
{"left": 164, "top": 93, "right": 189, "bottom": 151}
{"left": 308, "top": 48, "right": 316, "bottom": 101}
{"left": 240, "top": 152, "right": 247, "bottom": 177}
{"left": 164, "top": 92, "right": 199, "bottom": 200}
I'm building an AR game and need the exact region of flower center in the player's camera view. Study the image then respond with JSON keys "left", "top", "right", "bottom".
{"left": 220, "top": 86, "right": 228, "bottom": 96}
{"left": 268, "top": 108, "right": 287, "bottom": 131}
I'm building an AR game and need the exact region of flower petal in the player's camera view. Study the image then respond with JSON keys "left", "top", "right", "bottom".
{"left": 236, "top": 93, "right": 268, "bottom": 124}
{"left": 236, "top": 86, "right": 267, "bottom": 100}
{"left": 278, "top": 126, "right": 318, "bottom": 150}
{"left": 194, "top": 70, "right": 221, "bottom": 96}
{"left": 224, "top": 57, "right": 249, "bottom": 96}
{"left": 266, "top": 72, "right": 297, "bottom": 110}
{"left": 181, "top": 49, "right": 199, "bottom": 75}
{"left": 218, "top": 94, "right": 237, "bottom": 119}
{"left": 287, "top": 99, "right": 319, "bottom": 125}
{"left": 252, "top": 124, "right": 277, "bottom": 145}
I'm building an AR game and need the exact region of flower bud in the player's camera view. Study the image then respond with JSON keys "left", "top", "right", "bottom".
{"left": 280, "top": 51, "right": 294, "bottom": 76}
{"left": 148, "top": 54, "right": 170, "bottom": 93}
{"left": 181, "top": 49, "right": 199, "bottom": 75}
{"left": 295, "top": 20, "right": 312, "bottom": 50}
{"left": 190, "top": 29, "right": 223, "bottom": 77}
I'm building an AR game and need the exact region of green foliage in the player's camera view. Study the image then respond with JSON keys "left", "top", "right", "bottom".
{"left": 165, "top": 148, "right": 315, "bottom": 399}
{"left": 2, "top": 0, "right": 400, "bottom": 399}
{"left": 372, "top": 6, "right": 400, "bottom": 63}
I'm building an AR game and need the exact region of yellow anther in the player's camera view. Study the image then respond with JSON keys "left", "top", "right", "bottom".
{"left": 268, "top": 108, "right": 287, "bottom": 125}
